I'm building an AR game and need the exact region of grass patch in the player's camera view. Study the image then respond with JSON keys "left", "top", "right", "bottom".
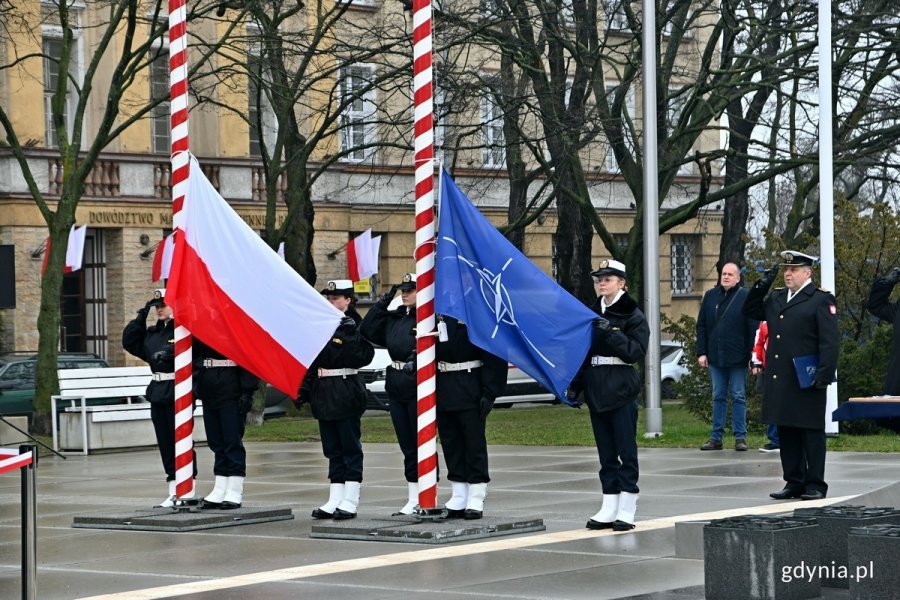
{"left": 245, "top": 403, "right": 900, "bottom": 452}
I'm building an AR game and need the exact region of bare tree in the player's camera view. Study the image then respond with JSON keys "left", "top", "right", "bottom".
{"left": 0, "top": 0, "right": 229, "bottom": 432}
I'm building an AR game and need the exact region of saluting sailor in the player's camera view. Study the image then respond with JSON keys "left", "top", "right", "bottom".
{"left": 305, "top": 280, "right": 374, "bottom": 520}
{"left": 742, "top": 251, "right": 840, "bottom": 501}
{"left": 122, "top": 288, "right": 197, "bottom": 507}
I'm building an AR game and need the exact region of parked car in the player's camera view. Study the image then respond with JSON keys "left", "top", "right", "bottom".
{"left": 660, "top": 340, "right": 689, "bottom": 399}
{"left": 0, "top": 352, "right": 110, "bottom": 418}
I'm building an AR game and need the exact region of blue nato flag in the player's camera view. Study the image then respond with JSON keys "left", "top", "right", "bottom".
{"left": 435, "top": 170, "right": 597, "bottom": 401}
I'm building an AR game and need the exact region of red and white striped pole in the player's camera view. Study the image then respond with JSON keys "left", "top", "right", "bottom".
{"left": 168, "top": 0, "right": 195, "bottom": 500}
{"left": 412, "top": 0, "right": 438, "bottom": 510}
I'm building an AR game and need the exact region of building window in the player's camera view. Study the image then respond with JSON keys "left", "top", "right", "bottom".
{"left": 248, "top": 53, "right": 263, "bottom": 158}
{"left": 551, "top": 235, "right": 559, "bottom": 281}
{"left": 604, "top": 81, "right": 635, "bottom": 172}
{"left": 670, "top": 234, "right": 697, "bottom": 295}
{"left": 666, "top": 87, "right": 692, "bottom": 175}
{"left": 339, "top": 65, "right": 376, "bottom": 163}
{"left": 603, "top": 0, "right": 629, "bottom": 31}
{"left": 614, "top": 233, "right": 629, "bottom": 252}
{"left": 481, "top": 86, "right": 505, "bottom": 168}
{"left": 150, "top": 52, "right": 170, "bottom": 154}
{"left": 43, "top": 37, "right": 72, "bottom": 149}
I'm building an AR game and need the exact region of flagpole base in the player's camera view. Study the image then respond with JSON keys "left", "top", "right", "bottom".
{"left": 415, "top": 507, "right": 447, "bottom": 521}
{"left": 172, "top": 497, "right": 200, "bottom": 512}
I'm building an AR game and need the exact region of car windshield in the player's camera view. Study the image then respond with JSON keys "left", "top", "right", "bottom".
{"left": 660, "top": 345, "right": 681, "bottom": 363}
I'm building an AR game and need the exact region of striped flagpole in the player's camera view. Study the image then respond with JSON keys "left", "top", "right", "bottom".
{"left": 168, "top": 0, "right": 195, "bottom": 500}
{"left": 412, "top": 0, "right": 438, "bottom": 510}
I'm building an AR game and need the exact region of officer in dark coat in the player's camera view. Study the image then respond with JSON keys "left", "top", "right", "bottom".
{"left": 122, "top": 288, "right": 197, "bottom": 507}
{"left": 866, "top": 267, "right": 900, "bottom": 395}
{"left": 193, "top": 338, "right": 259, "bottom": 509}
{"left": 305, "top": 280, "right": 374, "bottom": 520}
{"left": 360, "top": 273, "right": 420, "bottom": 515}
{"left": 570, "top": 259, "right": 649, "bottom": 531}
{"left": 743, "top": 250, "right": 840, "bottom": 501}
{"left": 435, "top": 315, "right": 507, "bottom": 520}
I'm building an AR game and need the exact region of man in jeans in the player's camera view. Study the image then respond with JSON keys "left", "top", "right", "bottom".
{"left": 696, "top": 262, "right": 759, "bottom": 451}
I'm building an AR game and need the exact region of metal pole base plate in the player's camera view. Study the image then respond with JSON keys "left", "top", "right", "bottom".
{"left": 415, "top": 506, "right": 448, "bottom": 521}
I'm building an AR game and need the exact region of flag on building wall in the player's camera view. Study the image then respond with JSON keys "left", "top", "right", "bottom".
{"left": 347, "top": 228, "right": 380, "bottom": 281}
{"left": 151, "top": 233, "right": 175, "bottom": 281}
{"left": 41, "top": 224, "right": 87, "bottom": 276}
{"left": 165, "top": 157, "right": 343, "bottom": 396}
{"left": 435, "top": 170, "right": 596, "bottom": 400}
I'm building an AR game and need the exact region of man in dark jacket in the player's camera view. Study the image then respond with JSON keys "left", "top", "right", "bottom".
{"left": 866, "top": 267, "right": 900, "bottom": 395}
{"left": 306, "top": 280, "right": 374, "bottom": 520}
{"left": 696, "top": 262, "right": 759, "bottom": 451}
{"left": 122, "top": 288, "right": 197, "bottom": 507}
{"left": 743, "top": 250, "right": 840, "bottom": 501}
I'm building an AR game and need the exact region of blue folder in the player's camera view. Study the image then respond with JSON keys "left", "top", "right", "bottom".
{"left": 793, "top": 354, "right": 818, "bottom": 389}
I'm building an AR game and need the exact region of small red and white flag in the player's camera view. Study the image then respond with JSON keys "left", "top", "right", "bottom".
{"left": 165, "top": 157, "right": 343, "bottom": 397}
{"left": 347, "top": 228, "right": 380, "bottom": 282}
{"left": 151, "top": 233, "right": 175, "bottom": 282}
{"left": 41, "top": 224, "right": 87, "bottom": 276}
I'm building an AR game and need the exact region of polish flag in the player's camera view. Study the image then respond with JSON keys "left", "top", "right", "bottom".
{"left": 347, "top": 229, "right": 380, "bottom": 281}
{"left": 165, "top": 157, "right": 343, "bottom": 396}
{"left": 41, "top": 224, "right": 87, "bottom": 276}
{"left": 151, "top": 233, "right": 175, "bottom": 281}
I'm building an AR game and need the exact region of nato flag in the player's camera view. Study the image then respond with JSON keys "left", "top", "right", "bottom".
{"left": 435, "top": 170, "right": 596, "bottom": 401}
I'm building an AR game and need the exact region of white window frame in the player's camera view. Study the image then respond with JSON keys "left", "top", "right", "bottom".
{"left": 604, "top": 80, "right": 635, "bottom": 173}
{"left": 42, "top": 22, "right": 83, "bottom": 149}
{"left": 339, "top": 64, "right": 377, "bottom": 163}
{"left": 603, "top": 0, "right": 629, "bottom": 32}
{"left": 246, "top": 34, "right": 278, "bottom": 158}
{"left": 667, "top": 87, "right": 692, "bottom": 175}
{"left": 336, "top": 0, "right": 375, "bottom": 7}
{"left": 670, "top": 234, "right": 696, "bottom": 296}
{"left": 480, "top": 84, "right": 506, "bottom": 169}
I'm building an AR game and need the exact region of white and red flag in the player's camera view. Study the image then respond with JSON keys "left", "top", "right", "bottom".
{"left": 151, "top": 233, "right": 175, "bottom": 281}
{"left": 347, "top": 228, "right": 380, "bottom": 281}
{"left": 165, "top": 157, "right": 343, "bottom": 396}
{"left": 41, "top": 224, "right": 87, "bottom": 276}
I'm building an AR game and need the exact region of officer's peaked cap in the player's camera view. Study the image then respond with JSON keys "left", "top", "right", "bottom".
{"left": 149, "top": 288, "right": 167, "bottom": 307}
{"left": 591, "top": 259, "right": 627, "bottom": 280}
{"left": 779, "top": 250, "right": 817, "bottom": 267}
{"left": 321, "top": 279, "right": 355, "bottom": 296}
{"left": 398, "top": 272, "right": 417, "bottom": 291}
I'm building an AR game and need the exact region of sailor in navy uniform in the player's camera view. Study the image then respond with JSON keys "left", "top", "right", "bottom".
{"left": 306, "top": 280, "right": 374, "bottom": 520}
{"left": 743, "top": 251, "right": 840, "bottom": 501}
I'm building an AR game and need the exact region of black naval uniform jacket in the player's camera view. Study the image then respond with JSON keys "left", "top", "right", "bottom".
{"left": 866, "top": 276, "right": 900, "bottom": 395}
{"left": 573, "top": 292, "right": 649, "bottom": 414}
{"left": 122, "top": 317, "right": 175, "bottom": 405}
{"left": 743, "top": 281, "right": 840, "bottom": 429}
{"left": 435, "top": 316, "right": 508, "bottom": 412}
{"left": 191, "top": 339, "right": 259, "bottom": 407}
{"left": 301, "top": 309, "right": 374, "bottom": 421}
{"left": 360, "top": 300, "right": 417, "bottom": 404}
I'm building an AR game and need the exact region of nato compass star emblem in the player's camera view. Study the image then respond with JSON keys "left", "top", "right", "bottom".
{"left": 441, "top": 236, "right": 556, "bottom": 368}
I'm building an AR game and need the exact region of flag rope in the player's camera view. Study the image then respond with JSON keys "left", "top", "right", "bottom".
{"left": 412, "top": 0, "right": 438, "bottom": 509}
{"left": 168, "top": 0, "right": 195, "bottom": 500}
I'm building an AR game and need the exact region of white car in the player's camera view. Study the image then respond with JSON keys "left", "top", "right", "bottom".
{"left": 660, "top": 340, "right": 689, "bottom": 399}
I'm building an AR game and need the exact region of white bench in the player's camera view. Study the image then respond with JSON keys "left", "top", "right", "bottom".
{"left": 51, "top": 367, "right": 206, "bottom": 454}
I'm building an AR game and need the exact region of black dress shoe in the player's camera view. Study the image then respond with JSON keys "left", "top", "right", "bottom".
{"left": 445, "top": 508, "right": 465, "bottom": 519}
{"left": 333, "top": 508, "right": 357, "bottom": 520}
{"left": 311, "top": 507, "right": 334, "bottom": 519}
{"left": 800, "top": 490, "right": 826, "bottom": 501}
{"left": 612, "top": 520, "right": 636, "bottom": 531}
{"left": 199, "top": 498, "right": 223, "bottom": 510}
{"left": 769, "top": 488, "right": 803, "bottom": 500}
{"left": 220, "top": 501, "right": 241, "bottom": 510}
{"left": 463, "top": 508, "right": 483, "bottom": 520}
{"left": 586, "top": 519, "right": 614, "bottom": 530}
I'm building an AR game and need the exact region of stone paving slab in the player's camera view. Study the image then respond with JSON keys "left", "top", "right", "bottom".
{"left": 72, "top": 505, "right": 293, "bottom": 532}
{"left": 310, "top": 514, "right": 545, "bottom": 543}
